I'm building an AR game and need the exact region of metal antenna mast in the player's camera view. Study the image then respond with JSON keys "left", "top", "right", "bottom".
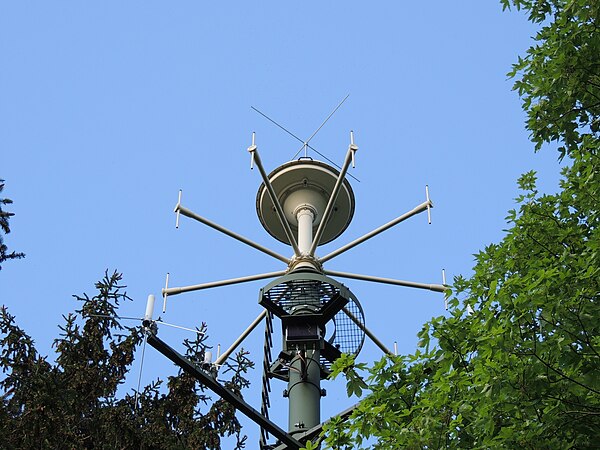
{"left": 145, "top": 126, "right": 447, "bottom": 449}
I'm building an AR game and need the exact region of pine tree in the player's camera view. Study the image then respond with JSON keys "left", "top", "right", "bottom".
{"left": 0, "top": 270, "right": 251, "bottom": 449}
{"left": 0, "top": 179, "right": 24, "bottom": 270}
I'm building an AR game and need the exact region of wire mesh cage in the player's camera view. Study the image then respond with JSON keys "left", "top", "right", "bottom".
{"left": 260, "top": 271, "right": 365, "bottom": 367}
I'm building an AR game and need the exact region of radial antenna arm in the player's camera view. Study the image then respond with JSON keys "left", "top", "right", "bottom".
{"left": 214, "top": 309, "right": 267, "bottom": 366}
{"left": 248, "top": 135, "right": 302, "bottom": 257}
{"left": 324, "top": 269, "right": 447, "bottom": 293}
{"left": 163, "top": 271, "right": 286, "bottom": 297}
{"left": 342, "top": 306, "right": 393, "bottom": 356}
{"left": 320, "top": 193, "right": 433, "bottom": 264}
{"left": 174, "top": 200, "right": 289, "bottom": 264}
{"left": 309, "top": 131, "right": 357, "bottom": 257}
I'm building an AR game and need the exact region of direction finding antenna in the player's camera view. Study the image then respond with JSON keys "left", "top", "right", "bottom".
{"left": 148, "top": 126, "right": 448, "bottom": 450}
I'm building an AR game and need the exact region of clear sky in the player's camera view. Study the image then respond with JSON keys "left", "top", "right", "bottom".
{"left": 1, "top": 1, "right": 562, "bottom": 447}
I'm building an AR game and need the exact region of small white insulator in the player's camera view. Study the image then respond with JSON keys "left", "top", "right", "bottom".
{"left": 144, "top": 294, "right": 155, "bottom": 322}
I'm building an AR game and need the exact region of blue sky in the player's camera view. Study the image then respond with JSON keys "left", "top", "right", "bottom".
{"left": 1, "top": 2, "right": 562, "bottom": 446}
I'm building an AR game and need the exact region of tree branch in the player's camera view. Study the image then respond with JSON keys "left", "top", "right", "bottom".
{"left": 531, "top": 352, "right": 600, "bottom": 396}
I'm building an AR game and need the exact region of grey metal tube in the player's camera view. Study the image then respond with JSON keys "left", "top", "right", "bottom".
{"left": 320, "top": 200, "right": 432, "bottom": 263}
{"left": 215, "top": 310, "right": 267, "bottom": 366}
{"left": 296, "top": 207, "right": 315, "bottom": 254}
{"left": 343, "top": 306, "right": 392, "bottom": 356}
{"left": 251, "top": 149, "right": 302, "bottom": 257}
{"left": 324, "top": 270, "right": 447, "bottom": 293}
{"left": 308, "top": 144, "right": 354, "bottom": 256}
{"left": 163, "top": 271, "right": 286, "bottom": 297}
{"left": 177, "top": 205, "right": 290, "bottom": 264}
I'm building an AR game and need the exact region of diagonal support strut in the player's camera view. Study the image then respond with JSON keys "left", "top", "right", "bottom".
{"left": 146, "top": 332, "right": 303, "bottom": 450}
{"left": 248, "top": 143, "right": 302, "bottom": 257}
{"left": 309, "top": 133, "right": 357, "bottom": 256}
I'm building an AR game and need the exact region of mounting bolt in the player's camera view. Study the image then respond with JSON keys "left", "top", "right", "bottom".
{"left": 283, "top": 389, "right": 289, "bottom": 398}
{"left": 321, "top": 388, "right": 327, "bottom": 397}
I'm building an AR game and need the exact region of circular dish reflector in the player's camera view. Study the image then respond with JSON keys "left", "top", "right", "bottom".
{"left": 256, "top": 159, "right": 355, "bottom": 246}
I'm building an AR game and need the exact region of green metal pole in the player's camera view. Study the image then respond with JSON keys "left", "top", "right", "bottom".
{"left": 288, "top": 347, "right": 321, "bottom": 435}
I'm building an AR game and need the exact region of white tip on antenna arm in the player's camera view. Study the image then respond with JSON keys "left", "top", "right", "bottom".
{"left": 425, "top": 185, "right": 432, "bottom": 225}
{"left": 442, "top": 269, "right": 449, "bottom": 310}
{"left": 349, "top": 130, "right": 358, "bottom": 168}
{"left": 248, "top": 132, "right": 257, "bottom": 170}
{"left": 175, "top": 190, "right": 182, "bottom": 229}
{"left": 162, "top": 272, "right": 170, "bottom": 313}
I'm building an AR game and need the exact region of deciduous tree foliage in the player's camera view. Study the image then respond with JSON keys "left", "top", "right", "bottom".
{"left": 0, "top": 271, "right": 252, "bottom": 449}
{"left": 317, "top": 1, "right": 600, "bottom": 449}
{"left": 502, "top": 0, "right": 600, "bottom": 159}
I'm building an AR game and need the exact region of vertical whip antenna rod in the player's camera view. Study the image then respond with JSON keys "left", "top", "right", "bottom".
{"left": 135, "top": 337, "right": 147, "bottom": 410}
{"left": 308, "top": 131, "right": 357, "bottom": 256}
{"left": 247, "top": 136, "right": 302, "bottom": 257}
{"left": 442, "top": 269, "right": 448, "bottom": 310}
{"left": 426, "top": 185, "right": 432, "bottom": 225}
{"left": 350, "top": 131, "right": 356, "bottom": 168}
{"left": 175, "top": 190, "right": 182, "bottom": 229}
